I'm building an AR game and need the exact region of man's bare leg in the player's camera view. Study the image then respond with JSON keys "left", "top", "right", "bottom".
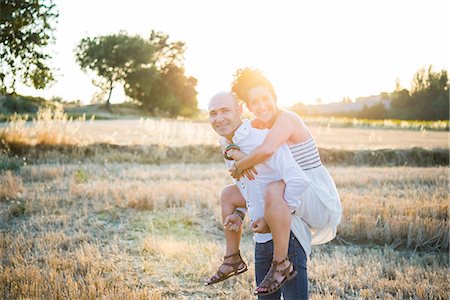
{"left": 205, "top": 184, "right": 247, "bottom": 285}
{"left": 221, "top": 184, "right": 246, "bottom": 255}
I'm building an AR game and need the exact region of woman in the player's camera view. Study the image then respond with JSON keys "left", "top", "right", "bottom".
{"left": 205, "top": 68, "right": 342, "bottom": 298}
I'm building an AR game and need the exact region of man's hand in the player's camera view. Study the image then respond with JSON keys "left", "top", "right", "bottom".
{"left": 251, "top": 218, "right": 271, "bottom": 234}
{"left": 223, "top": 213, "right": 243, "bottom": 232}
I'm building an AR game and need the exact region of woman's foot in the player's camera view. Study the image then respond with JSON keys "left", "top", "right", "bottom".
{"left": 204, "top": 250, "right": 248, "bottom": 286}
{"left": 254, "top": 257, "right": 297, "bottom": 296}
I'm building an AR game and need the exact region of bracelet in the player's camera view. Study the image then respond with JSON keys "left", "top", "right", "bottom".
{"left": 225, "top": 143, "right": 240, "bottom": 151}
{"left": 224, "top": 144, "right": 240, "bottom": 160}
{"left": 223, "top": 151, "right": 234, "bottom": 160}
{"left": 234, "top": 209, "right": 245, "bottom": 221}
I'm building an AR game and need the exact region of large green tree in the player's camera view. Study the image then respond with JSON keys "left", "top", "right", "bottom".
{"left": 0, "top": 0, "right": 58, "bottom": 94}
{"left": 76, "top": 30, "right": 198, "bottom": 116}
{"left": 124, "top": 31, "right": 198, "bottom": 116}
{"left": 75, "top": 32, "right": 154, "bottom": 107}
{"left": 124, "top": 65, "right": 198, "bottom": 116}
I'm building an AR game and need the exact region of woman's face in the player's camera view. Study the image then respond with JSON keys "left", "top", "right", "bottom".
{"left": 247, "top": 86, "right": 277, "bottom": 123}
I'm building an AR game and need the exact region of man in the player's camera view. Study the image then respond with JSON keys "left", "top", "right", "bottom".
{"left": 207, "top": 91, "right": 312, "bottom": 299}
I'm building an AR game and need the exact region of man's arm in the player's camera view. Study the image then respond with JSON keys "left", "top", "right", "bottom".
{"left": 268, "top": 144, "right": 311, "bottom": 212}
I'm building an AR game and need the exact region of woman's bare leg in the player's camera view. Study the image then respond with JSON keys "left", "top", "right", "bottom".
{"left": 264, "top": 180, "right": 290, "bottom": 262}
{"left": 256, "top": 180, "right": 293, "bottom": 293}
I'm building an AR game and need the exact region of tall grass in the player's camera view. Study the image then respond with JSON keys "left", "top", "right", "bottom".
{"left": 0, "top": 170, "right": 23, "bottom": 201}
{"left": 0, "top": 106, "right": 91, "bottom": 146}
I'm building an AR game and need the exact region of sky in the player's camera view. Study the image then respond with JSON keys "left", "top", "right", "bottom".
{"left": 17, "top": 0, "right": 449, "bottom": 109}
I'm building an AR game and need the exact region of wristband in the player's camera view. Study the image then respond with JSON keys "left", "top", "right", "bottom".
{"left": 225, "top": 143, "right": 240, "bottom": 151}
{"left": 223, "top": 151, "right": 234, "bottom": 160}
{"left": 233, "top": 209, "right": 245, "bottom": 221}
{"left": 224, "top": 145, "right": 240, "bottom": 160}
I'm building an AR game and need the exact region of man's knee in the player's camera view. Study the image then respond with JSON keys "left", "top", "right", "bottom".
{"left": 220, "top": 185, "right": 244, "bottom": 207}
{"left": 264, "top": 181, "right": 284, "bottom": 208}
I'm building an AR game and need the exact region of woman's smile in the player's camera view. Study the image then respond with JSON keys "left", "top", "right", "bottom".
{"left": 247, "top": 86, "right": 277, "bottom": 123}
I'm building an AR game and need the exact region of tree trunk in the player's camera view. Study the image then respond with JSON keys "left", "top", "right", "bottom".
{"left": 105, "top": 80, "right": 113, "bottom": 111}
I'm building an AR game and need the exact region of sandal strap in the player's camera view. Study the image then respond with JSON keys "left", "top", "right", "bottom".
{"left": 207, "top": 257, "right": 247, "bottom": 283}
{"left": 272, "top": 256, "right": 289, "bottom": 266}
{"left": 221, "top": 260, "right": 244, "bottom": 271}
{"left": 224, "top": 250, "right": 241, "bottom": 260}
{"left": 273, "top": 257, "right": 292, "bottom": 276}
{"left": 258, "top": 258, "right": 294, "bottom": 291}
{"left": 213, "top": 252, "right": 246, "bottom": 277}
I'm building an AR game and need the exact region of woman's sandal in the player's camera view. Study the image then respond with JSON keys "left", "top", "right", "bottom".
{"left": 204, "top": 250, "right": 248, "bottom": 286}
{"left": 254, "top": 257, "right": 298, "bottom": 296}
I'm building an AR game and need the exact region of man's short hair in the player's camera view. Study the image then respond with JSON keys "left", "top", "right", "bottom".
{"left": 209, "top": 91, "right": 238, "bottom": 105}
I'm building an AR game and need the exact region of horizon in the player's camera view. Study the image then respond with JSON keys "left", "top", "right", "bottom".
{"left": 14, "top": 0, "right": 449, "bottom": 110}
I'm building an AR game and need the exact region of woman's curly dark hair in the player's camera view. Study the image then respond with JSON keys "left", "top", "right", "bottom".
{"left": 231, "top": 68, "right": 277, "bottom": 105}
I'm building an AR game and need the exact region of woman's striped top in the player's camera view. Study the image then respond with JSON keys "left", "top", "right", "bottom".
{"left": 288, "top": 138, "right": 322, "bottom": 171}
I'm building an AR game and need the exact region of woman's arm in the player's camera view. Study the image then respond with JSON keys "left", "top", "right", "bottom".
{"left": 234, "top": 112, "right": 295, "bottom": 171}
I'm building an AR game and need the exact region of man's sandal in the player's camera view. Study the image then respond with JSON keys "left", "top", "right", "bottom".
{"left": 254, "top": 257, "right": 298, "bottom": 296}
{"left": 204, "top": 250, "right": 248, "bottom": 286}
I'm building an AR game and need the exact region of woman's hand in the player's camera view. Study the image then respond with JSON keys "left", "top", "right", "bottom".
{"left": 227, "top": 149, "right": 258, "bottom": 180}
{"left": 251, "top": 218, "right": 271, "bottom": 234}
{"left": 229, "top": 164, "right": 258, "bottom": 181}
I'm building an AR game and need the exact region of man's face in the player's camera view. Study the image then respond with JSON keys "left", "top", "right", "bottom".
{"left": 208, "top": 93, "right": 242, "bottom": 139}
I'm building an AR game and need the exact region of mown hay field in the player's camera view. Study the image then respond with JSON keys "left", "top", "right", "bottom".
{"left": 0, "top": 163, "right": 448, "bottom": 299}
{"left": 0, "top": 115, "right": 449, "bottom": 299}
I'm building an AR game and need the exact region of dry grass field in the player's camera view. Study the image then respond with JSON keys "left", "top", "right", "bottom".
{"left": 0, "top": 109, "right": 448, "bottom": 299}
{"left": 0, "top": 164, "right": 448, "bottom": 299}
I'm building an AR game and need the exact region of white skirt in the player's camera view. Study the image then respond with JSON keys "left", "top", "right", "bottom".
{"left": 292, "top": 165, "right": 342, "bottom": 246}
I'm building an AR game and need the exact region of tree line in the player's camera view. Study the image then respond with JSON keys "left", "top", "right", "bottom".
{"left": 0, "top": 0, "right": 198, "bottom": 117}
{"left": 291, "top": 66, "right": 449, "bottom": 121}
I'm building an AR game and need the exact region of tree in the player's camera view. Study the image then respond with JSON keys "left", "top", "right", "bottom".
{"left": 124, "top": 65, "right": 198, "bottom": 117}
{"left": 161, "top": 65, "right": 198, "bottom": 116}
{"left": 76, "top": 30, "right": 199, "bottom": 116}
{"left": 123, "top": 67, "right": 164, "bottom": 112}
{"left": 390, "top": 65, "right": 448, "bottom": 120}
{"left": 0, "top": 0, "right": 58, "bottom": 94}
{"left": 149, "top": 30, "right": 186, "bottom": 71}
{"left": 357, "top": 103, "right": 389, "bottom": 119}
{"left": 75, "top": 32, "right": 154, "bottom": 107}
{"left": 123, "top": 31, "right": 198, "bottom": 116}
{"left": 410, "top": 65, "right": 448, "bottom": 120}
